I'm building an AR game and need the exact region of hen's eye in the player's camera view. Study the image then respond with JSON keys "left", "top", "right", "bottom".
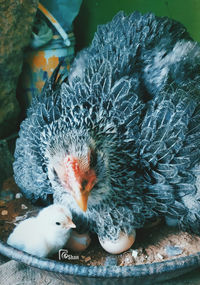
{"left": 56, "top": 222, "right": 61, "bottom": 226}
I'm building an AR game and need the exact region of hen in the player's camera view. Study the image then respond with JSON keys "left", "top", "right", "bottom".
{"left": 14, "top": 12, "right": 200, "bottom": 241}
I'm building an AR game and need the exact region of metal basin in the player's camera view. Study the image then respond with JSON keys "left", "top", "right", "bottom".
{"left": 0, "top": 240, "right": 200, "bottom": 285}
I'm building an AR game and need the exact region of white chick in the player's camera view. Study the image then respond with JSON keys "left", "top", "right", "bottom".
{"left": 7, "top": 204, "right": 76, "bottom": 258}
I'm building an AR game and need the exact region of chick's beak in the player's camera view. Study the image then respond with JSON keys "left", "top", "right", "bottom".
{"left": 64, "top": 217, "right": 76, "bottom": 229}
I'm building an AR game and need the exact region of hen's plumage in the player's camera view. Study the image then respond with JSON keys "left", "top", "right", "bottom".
{"left": 14, "top": 12, "right": 200, "bottom": 240}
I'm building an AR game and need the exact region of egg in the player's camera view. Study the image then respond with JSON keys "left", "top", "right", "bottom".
{"left": 66, "top": 230, "right": 91, "bottom": 252}
{"left": 98, "top": 229, "right": 136, "bottom": 254}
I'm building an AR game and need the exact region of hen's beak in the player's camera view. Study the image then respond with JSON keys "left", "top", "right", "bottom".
{"left": 76, "top": 191, "right": 89, "bottom": 212}
{"left": 75, "top": 170, "right": 97, "bottom": 212}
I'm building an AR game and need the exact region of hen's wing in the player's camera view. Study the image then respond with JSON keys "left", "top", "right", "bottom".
{"left": 138, "top": 80, "right": 200, "bottom": 233}
{"left": 13, "top": 65, "right": 62, "bottom": 204}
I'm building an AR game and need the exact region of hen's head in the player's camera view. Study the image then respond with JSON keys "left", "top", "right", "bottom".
{"left": 56, "top": 151, "right": 97, "bottom": 212}
{"left": 46, "top": 132, "right": 110, "bottom": 212}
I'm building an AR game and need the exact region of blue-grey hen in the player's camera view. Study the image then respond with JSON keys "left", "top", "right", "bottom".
{"left": 14, "top": 12, "right": 200, "bottom": 243}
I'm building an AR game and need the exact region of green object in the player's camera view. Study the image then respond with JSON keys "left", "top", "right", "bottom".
{"left": 75, "top": 0, "right": 200, "bottom": 50}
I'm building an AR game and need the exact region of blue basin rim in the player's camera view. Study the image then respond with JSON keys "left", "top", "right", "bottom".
{"left": 0, "top": 240, "right": 200, "bottom": 278}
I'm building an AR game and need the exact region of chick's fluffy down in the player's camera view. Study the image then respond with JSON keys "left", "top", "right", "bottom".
{"left": 7, "top": 205, "right": 75, "bottom": 257}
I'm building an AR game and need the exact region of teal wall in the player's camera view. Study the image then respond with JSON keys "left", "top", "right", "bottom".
{"left": 74, "top": 0, "right": 200, "bottom": 50}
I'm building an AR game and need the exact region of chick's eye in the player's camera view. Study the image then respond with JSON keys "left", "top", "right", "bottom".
{"left": 56, "top": 222, "right": 61, "bottom": 226}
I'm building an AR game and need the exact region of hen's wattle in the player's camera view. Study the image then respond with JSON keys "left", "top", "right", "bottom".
{"left": 14, "top": 12, "right": 200, "bottom": 240}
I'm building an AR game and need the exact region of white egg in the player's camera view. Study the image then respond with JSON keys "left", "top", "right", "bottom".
{"left": 66, "top": 230, "right": 91, "bottom": 252}
{"left": 98, "top": 229, "right": 136, "bottom": 254}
